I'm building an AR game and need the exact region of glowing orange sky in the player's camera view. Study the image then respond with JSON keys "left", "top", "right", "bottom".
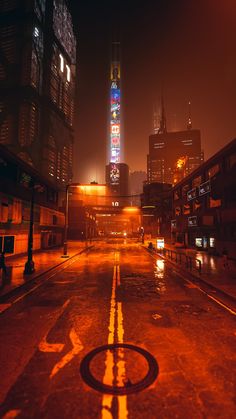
{"left": 69, "top": 0, "right": 236, "bottom": 183}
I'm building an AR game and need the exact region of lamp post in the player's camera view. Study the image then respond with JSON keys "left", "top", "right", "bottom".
{"left": 62, "top": 183, "right": 81, "bottom": 258}
{"left": 24, "top": 180, "right": 36, "bottom": 274}
{"left": 62, "top": 184, "right": 70, "bottom": 257}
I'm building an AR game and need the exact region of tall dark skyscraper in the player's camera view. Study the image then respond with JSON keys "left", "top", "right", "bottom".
{"left": 147, "top": 99, "right": 203, "bottom": 185}
{"left": 0, "top": 0, "right": 76, "bottom": 186}
{"left": 106, "top": 40, "right": 129, "bottom": 200}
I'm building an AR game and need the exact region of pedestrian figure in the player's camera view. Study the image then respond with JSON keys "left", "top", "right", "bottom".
{"left": 222, "top": 248, "right": 229, "bottom": 269}
{"left": 148, "top": 242, "right": 153, "bottom": 250}
{"left": 0, "top": 251, "right": 7, "bottom": 277}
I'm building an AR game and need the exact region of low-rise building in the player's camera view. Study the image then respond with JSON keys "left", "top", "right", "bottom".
{"left": 0, "top": 144, "right": 65, "bottom": 255}
{"left": 171, "top": 138, "right": 236, "bottom": 258}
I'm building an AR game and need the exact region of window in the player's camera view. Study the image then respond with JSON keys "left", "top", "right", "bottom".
{"left": 31, "top": 26, "right": 43, "bottom": 90}
{"left": 208, "top": 164, "right": 220, "bottom": 179}
{"left": 59, "top": 54, "right": 64, "bottom": 72}
{"left": 209, "top": 197, "right": 221, "bottom": 208}
{"left": 202, "top": 215, "right": 214, "bottom": 225}
{"left": 0, "top": 235, "right": 15, "bottom": 253}
{"left": 174, "top": 189, "right": 180, "bottom": 200}
{"left": 0, "top": 198, "right": 8, "bottom": 222}
{"left": 53, "top": 0, "right": 76, "bottom": 62}
{"left": 228, "top": 153, "right": 236, "bottom": 169}
{"left": 192, "top": 175, "right": 202, "bottom": 188}
{"left": 18, "top": 103, "right": 39, "bottom": 147}
{"left": 0, "top": 112, "right": 14, "bottom": 145}
{"left": 11, "top": 199, "right": 22, "bottom": 224}
{"left": 34, "top": 0, "right": 46, "bottom": 21}
{"left": 175, "top": 206, "right": 181, "bottom": 216}
{"left": 183, "top": 203, "right": 191, "bottom": 215}
{"left": 209, "top": 237, "right": 215, "bottom": 248}
{"left": 66, "top": 64, "right": 70, "bottom": 82}
{"left": 182, "top": 184, "right": 190, "bottom": 198}
{"left": 193, "top": 199, "right": 201, "bottom": 211}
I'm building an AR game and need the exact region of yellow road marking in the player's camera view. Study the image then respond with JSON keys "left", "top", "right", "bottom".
{"left": 38, "top": 299, "right": 84, "bottom": 378}
{"left": 50, "top": 327, "right": 83, "bottom": 379}
{"left": 101, "top": 253, "right": 128, "bottom": 419}
{"left": 38, "top": 299, "right": 70, "bottom": 354}
{"left": 39, "top": 337, "right": 64, "bottom": 353}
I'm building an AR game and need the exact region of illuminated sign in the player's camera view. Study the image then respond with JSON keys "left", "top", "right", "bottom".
{"left": 109, "top": 57, "right": 121, "bottom": 183}
{"left": 111, "top": 125, "right": 120, "bottom": 135}
{"left": 187, "top": 188, "right": 197, "bottom": 201}
{"left": 188, "top": 216, "right": 197, "bottom": 227}
{"left": 156, "top": 237, "right": 165, "bottom": 249}
{"left": 195, "top": 238, "right": 202, "bottom": 247}
{"left": 199, "top": 180, "right": 211, "bottom": 196}
{"left": 110, "top": 163, "right": 120, "bottom": 185}
{"left": 171, "top": 220, "right": 176, "bottom": 230}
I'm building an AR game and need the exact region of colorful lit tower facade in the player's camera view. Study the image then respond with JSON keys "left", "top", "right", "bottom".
{"left": 109, "top": 41, "right": 121, "bottom": 182}
{"left": 106, "top": 41, "right": 129, "bottom": 201}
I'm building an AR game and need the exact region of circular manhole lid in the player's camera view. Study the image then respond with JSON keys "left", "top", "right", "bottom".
{"left": 80, "top": 343, "right": 159, "bottom": 395}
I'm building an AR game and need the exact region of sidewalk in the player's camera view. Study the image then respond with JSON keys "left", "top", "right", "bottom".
{"left": 145, "top": 240, "right": 236, "bottom": 300}
{"left": 0, "top": 241, "right": 88, "bottom": 299}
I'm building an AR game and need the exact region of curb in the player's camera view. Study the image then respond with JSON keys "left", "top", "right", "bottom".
{"left": 143, "top": 245, "right": 236, "bottom": 304}
{"left": 0, "top": 246, "right": 93, "bottom": 304}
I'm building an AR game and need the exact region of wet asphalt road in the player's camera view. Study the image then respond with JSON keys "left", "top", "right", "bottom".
{"left": 0, "top": 240, "right": 235, "bottom": 419}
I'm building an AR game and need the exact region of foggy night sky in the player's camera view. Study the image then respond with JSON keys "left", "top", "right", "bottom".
{"left": 69, "top": 0, "right": 236, "bottom": 184}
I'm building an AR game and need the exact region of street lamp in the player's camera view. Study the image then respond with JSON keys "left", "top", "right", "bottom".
{"left": 62, "top": 183, "right": 80, "bottom": 258}
{"left": 24, "top": 181, "right": 44, "bottom": 274}
{"left": 24, "top": 180, "right": 36, "bottom": 274}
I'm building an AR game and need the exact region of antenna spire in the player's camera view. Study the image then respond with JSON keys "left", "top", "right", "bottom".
{"left": 158, "top": 95, "right": 167, "bottom": 134}
{"left": 153, "top": 103, "right": 159, "bottom": 134}
{"left": 187, "top": 101, "right": 192, "bottom": 130}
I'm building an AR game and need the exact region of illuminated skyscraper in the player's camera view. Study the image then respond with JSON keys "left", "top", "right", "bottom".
{"left": 106, "top": 40, "right": 129, "bottom": 200}
{"left": 0, "top": 0, "right": 76, "bottom": 186}
{"left": 147, "top": 99, "right": 203, "bottom": 185}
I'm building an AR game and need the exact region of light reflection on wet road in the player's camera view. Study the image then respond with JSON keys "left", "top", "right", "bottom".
{"left": 0, "top": 240, "right": 235, "bottom": 419}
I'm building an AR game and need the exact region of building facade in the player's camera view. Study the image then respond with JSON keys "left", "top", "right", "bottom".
{"left": 171, "top": 138, "right": 236, "bottom": 258}
{"left": 129, "top": 170, "right": 147, "bottom": 206}
{"left": 105, "top": 162, "right": 129, "bottom": 203}
{"left": 0, "top": 144, "right": 64, "bottom": 255}
{"left": 0, "top": 0, "right": 76, "bottom": 186}
{"left": 106, "top": 41, "right": 129, "bottom": 200}
{"left": 140, "top": 182, "right": 172, "bottom": 239}
{"left": 147, "top": 129, "right": 202, "bottom": 185}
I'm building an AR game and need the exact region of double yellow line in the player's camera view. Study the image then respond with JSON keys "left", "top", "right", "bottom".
{"left": 101, "top": 253, "right": 128, "bottom": 419}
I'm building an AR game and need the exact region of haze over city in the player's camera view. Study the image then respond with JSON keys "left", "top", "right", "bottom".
{"left": 69, "top": 0, "right": 236, "bottom": 183}
{"left": 0, "top": 1, "right": 236, "bottom": 418}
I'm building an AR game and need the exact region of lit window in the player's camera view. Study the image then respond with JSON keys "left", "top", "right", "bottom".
{"left": 34, "top": 27, "right": 39, "bottom": 37}
{"left": 66, "top": 65, "right": 71, "bottom": 82}
{"left": 59, "top": 54, "right": 64, "bottom": 72}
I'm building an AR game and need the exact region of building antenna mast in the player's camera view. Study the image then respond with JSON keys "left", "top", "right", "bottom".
{"left": 187, "top": 100, "right": 192, "bottom": 130}
{"left": 158, "top": 94, "right": 167, "bottom": 134}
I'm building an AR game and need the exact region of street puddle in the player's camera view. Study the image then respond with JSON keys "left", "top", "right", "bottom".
{"left": 154, "top": 259, "right": 166, "bottom": 293}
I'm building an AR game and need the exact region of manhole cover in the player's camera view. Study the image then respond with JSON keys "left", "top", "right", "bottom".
{"left": 80, "top": 343, "right": 159, "bottom": 395}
